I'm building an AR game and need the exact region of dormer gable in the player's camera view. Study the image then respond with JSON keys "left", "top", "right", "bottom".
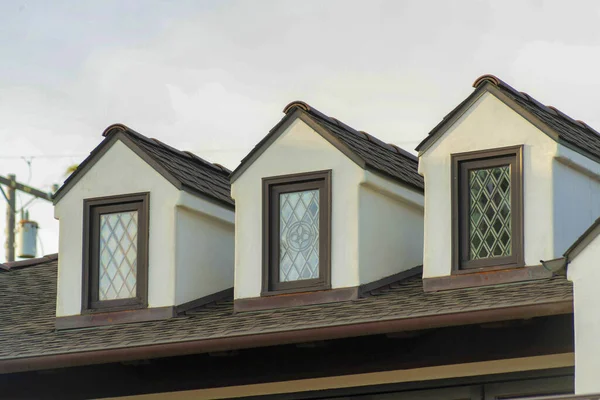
{"left": 53, "top": 125, "right": 234, "bottom": 327}
{"left": 231, "top": 102, "right": 424, "bottom": 311}
{"left": 419, "top": 74, "right": 600, "bottom": 291}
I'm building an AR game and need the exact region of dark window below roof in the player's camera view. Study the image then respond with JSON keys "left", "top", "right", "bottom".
{"left": 262, "top": 170, "right": 331, "bottom": 295}
{"left": 452, "top": 146, "right": 524, "bottom": 271}
{"left": 82, "top": 193, "right": 149, "bottom": 313}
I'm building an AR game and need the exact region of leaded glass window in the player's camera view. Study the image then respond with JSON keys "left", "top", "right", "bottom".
{"left": 468, "top": 166, "right": 511, "bottom": 260}
{"left": 264, "top": 171, "right": 331, "bottom": 293}
{"left": 84, "top": 193, "right": 149, "bottom": 312}
{"left": 453, "top": 147, "right": 523, "bottom": 270}
{"left": 279, "top": 190, "right": 320, "bottom": 282}
{"left": 99, "top": 211, "right": 138, "bottom": 300}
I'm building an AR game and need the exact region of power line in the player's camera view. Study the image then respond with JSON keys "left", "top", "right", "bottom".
{"left": 0, "top": 154, "right": 88, "bottom": 159}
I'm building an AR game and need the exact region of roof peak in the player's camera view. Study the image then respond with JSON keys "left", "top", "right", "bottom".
{"left": 417, "top": 74, "right": 600, "bottom": 158}
{"left": 473, "top": 74, "right": 600, "bottom": 137}
{"left": 101, "top": 123, "right": 229, "bottom": 177}
{"left": 281, "top": 100, "right": 418, "bottom": 162}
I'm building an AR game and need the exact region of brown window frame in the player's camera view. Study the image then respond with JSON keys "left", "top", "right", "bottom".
{"left": 262, "top": 170, "right": 332, "bottom": 295}
{"left": 451, "top": 146, "right": 524, "bottom": 272}
{"left": 82, "top": 192, "right": 150, "bottom": 313}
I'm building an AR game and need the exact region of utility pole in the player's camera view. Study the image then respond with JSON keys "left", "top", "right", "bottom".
{"left": 4, "top": 174, "right": 16, "bottom": 263}
{"left": 0, "top": 174, "right": 53, "bottom": 262}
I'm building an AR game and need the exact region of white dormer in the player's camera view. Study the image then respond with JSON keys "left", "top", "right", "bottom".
{"left": 230, "top": 102, "right": 424, "bottom": 311}
{"left": 53, "top": 124, "right": 234, "bottom": 327}
{"left": 418, "top": 75, "right": 600, "bottom": 289}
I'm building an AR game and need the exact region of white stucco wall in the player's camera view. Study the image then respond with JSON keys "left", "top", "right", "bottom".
{"left": 567, "top": 234, "right": 600, "bottom": 394}
{"left": 54, "top": 139, "right": 236, "bottom": 316}
{"left": 54, "top": 140, "right": 179, "bottom": 316}
{"left": 232, "top": 118, "right": 424, "bottom": 299}
{"left": 553, "top": 160, "right": 600, "bottom": 255}
{"left": 175, "top": 194, "right": 235, "bottom": 305}
{"left": 419, "top": 92, "right": 558, "bottom": 278}
{"left": 358, "top": 171, "right": 424, "bottom": 284}
{"left": 231, "top": 119, "right": 364, "bottom": 299}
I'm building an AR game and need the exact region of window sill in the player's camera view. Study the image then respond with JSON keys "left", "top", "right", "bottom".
{"left": 55, "top": 306, "right": 176, "bottom": 330}
{"left": 82, "top": 302, "right": 147, "bottom": 315}
{"left": 422, "top": 264, "right": 554, "bottom": 292}
{"left": 234, "top": 287, "right": 358, "bottom": 312}
{"left": 260, "top": 283, "right": 331, "bottom": 297}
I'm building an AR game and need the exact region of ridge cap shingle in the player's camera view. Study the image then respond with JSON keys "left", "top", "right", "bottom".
{"left": 419, "top": 74, "right": 600, "bottom": 161}
{"left": 282, "top": 100, "right": 423, "bottom": 190}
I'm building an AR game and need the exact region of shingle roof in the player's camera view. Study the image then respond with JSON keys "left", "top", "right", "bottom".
{"left": 416, "top": 74, "right": 600, "bottom": 159}
{"left": 0, "top": 257, "right": 572, "bottom": 363}
{"left": 53, "top": 124, "right": 233, "bottom": 207}
{"left": 232, "top": 102, "right": 424, "bottom": 191}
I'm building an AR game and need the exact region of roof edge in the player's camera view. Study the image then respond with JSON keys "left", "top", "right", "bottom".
{"left": 54, "top": 125, "right": 232, "bottom": 206}
{"left": 0, "top": 253, "right": 58, "bottom": 272}
{"left": 0, "top": 299, "right": 573, "bottom": 374}
{"left": 564, "top": 217, "right": 600, "bottom": 261}
{"left": 232, "top": 101, "right": 420, "bottom": 188}
{"left": 358, "top": 265, "right": 422, "bottom": 297}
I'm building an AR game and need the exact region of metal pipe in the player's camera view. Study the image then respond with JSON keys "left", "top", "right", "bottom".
{"left": 5, "top": 174, "right": 16, "bottom": 262}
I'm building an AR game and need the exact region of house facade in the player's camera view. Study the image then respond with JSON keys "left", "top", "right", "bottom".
{"left": 0, "top": 75, "right": 599, "bottom": 399}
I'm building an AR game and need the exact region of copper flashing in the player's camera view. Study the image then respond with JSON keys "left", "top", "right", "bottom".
{"left": 56, "top": 306, "right": 175, "bottom": 330}
{"left": 473, "top": 74, "right": 500, "bottom": 88}
{"left": 282, "top": 101, "right": 310, "bottom": 114}
{"left": 424, "top": 265, "right": 554, "bottom": 292}
{"left": 101, "top": 123, "right": 129, "bottom": 137}
{"left": 235, "top": 287, "right": 357, "bottom": 313}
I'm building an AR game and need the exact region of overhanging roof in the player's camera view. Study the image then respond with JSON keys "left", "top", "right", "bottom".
{"left": 53, "top": 124, "right": 234, "bottom": 208}
{"left": 416, "top": 74, "right": 600, "bottom": 164}
{"left": 0, "top": 256, "right": 572, "bottom": 373}
{"left": 230, "top": 102, "right": 424, "bottom": 192}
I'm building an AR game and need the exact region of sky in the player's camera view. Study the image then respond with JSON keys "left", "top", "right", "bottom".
{"left": 1, "top": 0, "right": 600, "bottom": 262}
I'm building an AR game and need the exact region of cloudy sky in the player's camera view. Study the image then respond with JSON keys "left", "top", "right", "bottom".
{"left": 1, "top": 0, "right": 600, "bottom": 261}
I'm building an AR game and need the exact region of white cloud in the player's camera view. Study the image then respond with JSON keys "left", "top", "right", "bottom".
{"left": 2, "top": 0, "right": 600, "bottom": 261}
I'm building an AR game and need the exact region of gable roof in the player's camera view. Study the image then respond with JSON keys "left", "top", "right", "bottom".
{"left": 0, "top": 255, "right": 572, "bottom": 373}
{"left": 416, "top": 74, "right": 600, "bottom": 162}
{"left": 53, "top": 124, "right": 234, "bottom": 208}
{"left": 230, "top": 102, "right": 424, "bottom": 192}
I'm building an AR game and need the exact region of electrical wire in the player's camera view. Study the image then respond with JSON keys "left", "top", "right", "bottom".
{"left": 0, "top": 154, "right": 88, "bottom": 159}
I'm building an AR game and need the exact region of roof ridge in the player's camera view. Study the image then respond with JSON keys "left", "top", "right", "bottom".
{"left": 285, "top": 100, "right": 417, "bottom": 164}
{"left": 474, "top": 74, "right": 600, "bottom": 139}
{"left": 146, "top": 139, "right": 229, "bottom": 176}
{"left": 103, "top": 124, "right": 228, "bottom": 175}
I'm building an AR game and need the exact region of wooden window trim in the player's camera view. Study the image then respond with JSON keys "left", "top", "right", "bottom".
{"left": 82, "top": 192, "right": 150, "bottom": 314}
{"left": 262, "top": 170, "right": 332, "bottom": 296}
{"left": 451, "top": 146, "right": 524, "bottom": 272}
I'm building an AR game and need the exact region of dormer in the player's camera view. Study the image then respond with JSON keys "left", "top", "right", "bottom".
{"left": 53, "top": 125, "right": 234, "bottom": 327}
{"left": 230, "top": 101, "right": 424, "bottom": 311}
{"left": 418, "top": 74, "right": 600, "bottom": 290}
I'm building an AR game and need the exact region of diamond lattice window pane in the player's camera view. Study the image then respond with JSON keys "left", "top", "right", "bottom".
{"left": 469, "top": 166, "right": 511, "bottom": 260}
{"left": 279, "top": 190, "right": 320, "bottom": 282}
{"left": 99, "top": 211, "right": 138, "bottom": 300}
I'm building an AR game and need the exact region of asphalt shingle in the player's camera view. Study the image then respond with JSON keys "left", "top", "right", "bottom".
{"left": 416, "top": 74, "right": 600, "bottom": 160}
{"left": 54, "top": 125, "right": 234, "bottom": 208}
{"left": 305, "top": 108, "right": 424, "bottom": 191}
{"left": 124, "top": 130, "right": 233, "bottom": 206}
{"left": 0, "top": 258, "right": 572, "bottom": 361}
{"left": 232, "top": 101, "right": 424, "bottom": 192}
